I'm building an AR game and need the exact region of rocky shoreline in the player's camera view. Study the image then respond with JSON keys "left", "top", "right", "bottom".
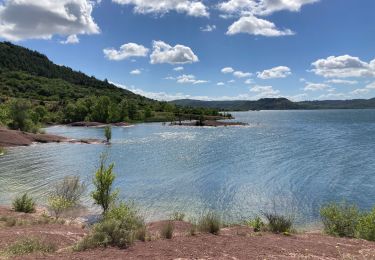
{"left": 0, "top": 127, "right": 105, "bottom": 148}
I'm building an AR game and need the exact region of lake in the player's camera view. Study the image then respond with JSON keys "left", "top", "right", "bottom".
{"left": 1, "top": 110, "right": 375, "bottom": 227}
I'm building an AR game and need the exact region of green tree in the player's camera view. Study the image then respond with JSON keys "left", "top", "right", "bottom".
{"left": 128, "top": 102, "right": 137, "bottom": 121}
{"left": 8, "top": 99, "right": 36, "bottom": 132}
{"left": 91, "top": 96, "right": 111, "bottom": 123}
{"left": 104, "top": 126, "right": 112, "bottom": 143}
{"left": 92, "top": 155, "right": 118, "bottom": 214}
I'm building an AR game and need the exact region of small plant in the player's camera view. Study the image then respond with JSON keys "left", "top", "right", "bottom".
{"left": 170, "top": 212, "right": 185, "bottom": 221}
{"left": 104, "top": 126, "right": 112, "bottom": 143}
{"left": 161, "top": 221, "right": 174, "bottom": 239}
{"left": 75, "top": 202, "right": 145, "bottom": 251}
{"left": 197, "top": 212, "right": 221, "bottom": 235}
{"left": 3, "top": 237, "right": 56, "bottom": 256}
{"left": 0, "top": 146, "right": 5, "bottom": 155}
{"left": 262, "top": 212, "right": 293, "bottom": 233}
{"left": 246, "top": 216, "right": 265, "bottom": 232}
{"left": 12, "top": 193, "right": 36, "bottom": 213}
{"left": 48, "top": 176, "right": 85, "bottom": 219}
{"left": 320, "top": 202, "right": 359, "bottom": 237}
{"left": 356, "top": 207, "right": 375, "bottom": 241}
{"left": 92, "top": 155, "right": 118, "bottom": 214}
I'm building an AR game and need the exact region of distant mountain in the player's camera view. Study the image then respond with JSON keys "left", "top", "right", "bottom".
{"left": 171, "top": 98, "right": 375, "bottom": 111}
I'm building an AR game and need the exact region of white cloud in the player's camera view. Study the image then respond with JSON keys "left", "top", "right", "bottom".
{"left": 0, "top": 0, "right": 99, "bottom": 41}
{"left": 165, "top": 76, "right": 175, "bottom": 80}
{"left": 311, "top": 55, "right": 375, "bottom": 78}
{"left": 60, "top": 34, "right": 79, "bottom": 45}
{"left": 351, "top": 88, "right": 370, "bottom": 95}
{"left": 221, "top": 67, "right": 235, "bottom": 74}
{"left": 249, "top": 85, "right": 280, "bottom": 99}
{"left": 326, "top": 79, "right": 358, "bottom": 85}
{"left": 228, "top": 79, "right": 236, "bottom": 83}
{"left": 112, "top": 0, "right": 209, "bottom": 17}
{"left": 217, "top": 82, "right": 225, "bottom": 86}
{"left": 104, "top": 43, "right": 149, "bottom": 61}
{"left": 227, "top": 15, "right": 294, "bottom": 37}
{"left": 233, "top": 70, "right": 252, "bottom": 78}
{"left": 200, "top": 24, "right": 216, "bottom": 32}
{"left": 244, "top": 79, "right": 254, "bottom": 84}
{"left": 130, "top": 69, "right": 141, "bottom": 75}
{"left": 287, "top": 93, "right": 308, "bottom": 101}
{"left": 218, "top": 0, "right": 318, "bottom": 16}
{"left": 257, "top": 66, "right": 291, "bottom": 79}
{"left": 304, "top": 82, "right": 330, "bottom": 91}
{"left": 174, "top": 66, "right": 184, "bottom": 71}
{"left": 150, "top": 40, "right": 199, "bottom": 65}
{"left": 176, "top": 74, "right": 208, "bottom": 84}
{"left": 318, "top": 93, "right": 348, "bottom": 100}
{"left": 366, "top": 81, "right": 375, "bottom": 89}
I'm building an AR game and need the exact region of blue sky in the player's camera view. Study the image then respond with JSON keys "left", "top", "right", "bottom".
{"left": 0, "top": 0, "right": 374, "bottom": 101}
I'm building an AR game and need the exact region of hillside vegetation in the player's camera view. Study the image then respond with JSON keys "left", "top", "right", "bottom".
{"left": 0, "top": 42, "right": 219, "bottom": 132}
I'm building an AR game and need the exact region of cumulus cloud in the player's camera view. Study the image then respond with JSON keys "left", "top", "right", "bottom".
{"left": 311, "top": 55, "right": 375, "bottom": 78}
{"left": 130, "top": 69, "right": 141, "bottom": 75}
{"left": 304, "top": 82, "right": 330, "bottom": 91}
{"left": 249, "top": 85, "right": 280, "bottom": 98}
{"left": 218, "top": 0, "right": 318, "bottom": 16}
{"left": 349, "top": 81, "right": 375, "bottom": 95}
{"left": 174, "top": 66, "right": 184, "bottom": 71}
{"left": 112, "top": 0, "right": 209, "bottom": 17}
{"left": 0, "top": 0, "right": 99, "bottom": 41}
{"left": 176, "top": 74, "right": 208, "bottom": 84}
{"left": 233, "top": 70, "right": 252, "bottom": 78}
{"left": 200, "top": 24, "right": 216, "bottom": 32}
{"left": 104, "top": 43, "right": 149, "bottom": 61}
{"left": 217, "top": 82, "right": 225, "bottom": 86}
{"left": 150, "top": 40, "right": 199, "bottom": 65}
{"left": 227, "top": 16, "right": 294, "bottom": 37}
{"left": 257, "top": 66, "right": 291, "bottom": 79}
{"left": 221, "top": 67, "right": 235, "bottom": 74}
{"left": 60, "top": 34, "right": 79, "bottom": 45}
{"left": 326, "top": 79, "right": 358, "bottom": 85}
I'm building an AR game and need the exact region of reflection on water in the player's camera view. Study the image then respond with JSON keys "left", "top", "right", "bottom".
{"left": 1, "top": 109, "right": 375, "bottom": 226}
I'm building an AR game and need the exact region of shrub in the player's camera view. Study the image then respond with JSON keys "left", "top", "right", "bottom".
{"left": 262, "top": 212, "right": 293, "bottom": 233}
{"left": 320, "top": 202, "right": 359, "bottom": 237}
{"left": 12, "top": 193, "right": 36, "bottom": 213}
{"left": 75, "top": 202, "right": 145, "bottom": 251}
{"left": 92, "top": 155, "right": 118, "bottom": 214}
{"left": 161, "top": 221, "right": 174, "bottom": 239}
{"left": 104, "top": 126, "right": 112, "bottom": 143}
{"left": 0, "top": 146, "right": 5, "bottom": 155}
{"left": 356, "top": 208, "right": 375, "bottom": 241}
{"left": 197, "top": 212, "right": 221, "bottom": 235}
{"left": 170, "top": 212, "right": 185, "bottom": 221}
{"left": 3, "top": 238, "right": 56, "bottom": 256}
{"left": 246, "top": 216, "right": 265, "bottom": 232}
{"left": 48, "top": 176, "right": 85, "bottom": 219}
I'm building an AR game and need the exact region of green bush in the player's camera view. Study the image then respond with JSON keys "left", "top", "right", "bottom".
{"left": 246, "top": 216, "right": 265, "bottom": 232}
{"left": 197, "top": 212, "right": 221, "bottom": 235}
{"left": 12, "top": 193, "right": 36, "bottom": 213}
{"left": 48, "top": 176, "right": 86, "bottom": 219}
{"left": 262, "top": 212, "right": 293, "bottom": 233}
{"left": 104, "top": 126, "right": 112, "bottom": 143}
{"left": 0, "top": 146, "right": 5, "bottom": 155}
{"left": 75, "top": 202, "right": 145, "bottom": 251}
{"left": 320, "top": 202, "right": 360, "bottom": 237}
{"left": 3, "top": 238, "right": 56, "bottom": 256}
{"left": 170, "top": 212, "right": 185, "bottom": 221}
{"left": 356, "top": 208, "right": 375, "bottom": 241}
{"left": 92, "top": 155, "right": 118, "bottom": 214}
{"left": 161, "top": 221, "right": 174, "bottom": 239}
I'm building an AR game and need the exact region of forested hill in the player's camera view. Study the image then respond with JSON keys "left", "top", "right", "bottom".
{"left": 0, "top": 41, "right": 141, "bottom": 101}
{"left": 171, "top": 98, "right": 375, "bottom": 111}
{"left": 0, "top": 42, "right": 220, "bottom": 132}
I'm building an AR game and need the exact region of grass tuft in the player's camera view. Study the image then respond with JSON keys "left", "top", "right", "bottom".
{"left": 12, "top": 193, "right": 36, "bottom": 213}
{"left": 161, "top": 221, "right": 174, "bottom": 239}
{"left": 197, "top": 212, "right": 221, "bottom": 235}
{"left": 2, "top": 238, "right": 56, "bottom": 256}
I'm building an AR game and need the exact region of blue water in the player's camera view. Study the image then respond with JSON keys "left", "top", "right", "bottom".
{"left": 1, "top": 110, "right": 375, "bottom": 227}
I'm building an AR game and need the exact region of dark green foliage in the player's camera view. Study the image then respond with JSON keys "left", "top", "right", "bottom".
{"left": 197, "top": 212, "right": 221, "bottom": 235}
{"left": 3, "top": 238, "right": 56, "bottom": 256}
{"left": 92, "top": 156, "right": 118, "bottom": 214}
{"left": 320, "top": 202, "right": 360, "bottom": 237}
{"left": 161, "top": 221, "right": 174, "bottom": 239}
{"left": 75, "top": 202, "right": 145, "bottom": 251}
{"left": 12, "top": 193, "right": 36, "bottom": 213}
{"left": 262, "top": 212, "right": 293, "bottom": 233}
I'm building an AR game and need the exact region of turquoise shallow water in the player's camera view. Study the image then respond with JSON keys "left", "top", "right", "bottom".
{"left": 0, "top": 110, "right": 375, "bottom": 226}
